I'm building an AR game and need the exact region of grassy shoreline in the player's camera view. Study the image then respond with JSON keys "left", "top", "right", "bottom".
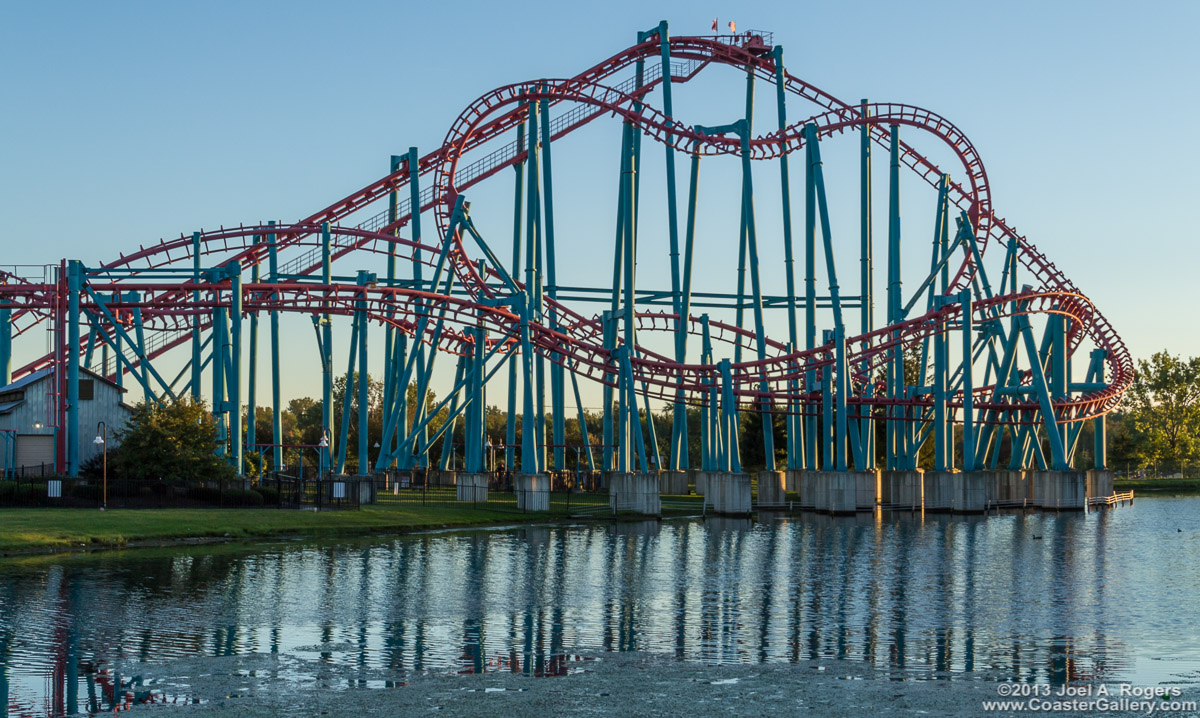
{"left": 0, "top": 505, "right": 580, "bottom": 556}
{"left": 1114, "top": 477, "right": 1200, "bottom": 492}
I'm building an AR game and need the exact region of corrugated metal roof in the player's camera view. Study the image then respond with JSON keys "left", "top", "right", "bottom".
{"left": 0, "top": 400, "right": 25, "bottom": 415}
{"left": 0, "top": 368, "right": 53, "bottom": 394}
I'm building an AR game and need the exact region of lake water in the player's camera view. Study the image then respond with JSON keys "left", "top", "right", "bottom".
{"left": 2, "top": 497, "right": 1198, "bottom": 714}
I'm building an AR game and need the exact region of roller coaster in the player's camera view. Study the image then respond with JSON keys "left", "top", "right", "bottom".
{"left": 0, "top": 23, "right": 1131, "bottom": 495}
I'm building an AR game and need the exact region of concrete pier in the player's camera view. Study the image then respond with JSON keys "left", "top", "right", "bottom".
{"left": 854, "top": 471, "right": 879, "bottom": 510}
{"left": 953, "top": 472, "right": 987, "bottom": 513}
{"left": 987, "top": 470, "right": 1034, "bottom": 507}
{"left": 1033, "top": 470, "right": 1086, "bottom": 509}
{"left": 659, "top": 470, "right": 689, "bottom": 496}
{"left": 923, "top": 471, "right": 957, "bottom": 512}
{"left": 693, "top": 470, "right": 710, "bottom": 497}
{"left": 1086, "top": 469, "right": 1114, "bottom": 501}
{"left": 515, "top": 473, "right": 549, "bottom": 511}
{"left": 609, "top": 472, "right": 662, "bottom": 516}
{"left": 792, "top": 470, "right": 817, "bottom": 509}
{"left": 704, "top": 472, "right": 751, "bottom": 515}
{"left": 456, "top": 473, "right": 489, "bottom": 502}
{"left": 755, "top": 470, "right": 786, "bottom": 507}
{"left": 813, "top": 472, "right": 855, "bottom": 514}
{"left": 879, "top": 470, "right": 923, "bottom": 510}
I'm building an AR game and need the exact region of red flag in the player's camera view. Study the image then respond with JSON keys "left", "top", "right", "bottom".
{"left": 712, "top": 18, "right": 718, "bottom": 31}
{"left": 728, "top": 20, "right": 736, "bottom": 33}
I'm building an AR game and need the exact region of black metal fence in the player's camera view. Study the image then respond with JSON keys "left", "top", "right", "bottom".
{"left": 0, "top": 469, "right": 706, "bottom": 517}
{"left": 0, "top": 474, "right": 365, "bottom": 510}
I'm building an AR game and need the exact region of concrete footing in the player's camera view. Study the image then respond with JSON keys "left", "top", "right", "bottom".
{"left": 923, "top": 471, "right": 957, "bottom": 512}
{"left": 879, "top": 470, "right": 924, "bottom": 510}
{"left": 792, "top": 470, "right": 817, "bottom": 509}
{"left": 953, "top": 472, "right": 987, "bottom": 513}
{"left": 609, "top": 472, "right": 662, "bottom": 516}
{"left": 456, "top": 473, "right": 489, "bottom": 502}
{"left": 515, "top": 473, "right": 549, "bottom": 511}
{"left": 693, "top": 470, "right": 711, "bottom": 497}
{"left": 704, "top": 472, "right": 752, "bottom": 515}
{"left": 755, "top": 470, "right": 786, "bottom": 507}
{"left": 987, "top": 470, "right": 1034, "bottom": 506}
{"left": 854, "top": 471, "right": 879, "bottom": 510}
{"left": 1033, "top": 470, "right": 1086, "bottom": 509}
{"left": 1086, "top": 469, "right": 1114, "bottom": 501}
{"left": 813, "top": 471, "right": 876, "bottom": 514}
{"left": 784, "top": 469, "right": 800, "bottom": 493}
{"left": 659, "top": 470, "right": 689, "bottom": 496}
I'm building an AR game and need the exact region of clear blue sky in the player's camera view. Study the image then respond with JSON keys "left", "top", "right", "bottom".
{"left": 2, "top": 0, "right": 1198, "bottom": 405}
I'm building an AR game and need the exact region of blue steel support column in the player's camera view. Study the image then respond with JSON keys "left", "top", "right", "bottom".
{"left": 131, "top": 304, "right": 150, "bottom": 404}
{"left": 803, "top": 121, "right": 818, "bottom": 470}
{"left": 0, "top": 299, "right": 10, "bottom": 386}
{"left": 66, "top": 260, "right": 82, "bottom": 476}
{"left": 506, "top": 123, "right": 525, "bottom": 471}
{"left": 735, "top": 122, "right": 775, "bottom": 471}
{"left": 385, "top": 154, "right": 404, "bottom": 463}
{"left": 191, "top": 231, "right": 202, "bottom": 399}
{"left": 113, "top": 292, "right": 123, "bottom": 391}
{"left": 357, "top": 271, "right": 371, "bottom": 476}
{"left": 886, "top": 125, "right": 903, "bottom": 470}
{"left": 228, "top": 261, "right": 243, "bottom": 473}
{"left": 519, "top": 303, "right": 539, "bottom": 474}
{"left": 821, "top": 332, "right": 835, "bottom": 471}
{"left": 601, "top": 311, "right": 617, "bottom": 472}
{"left": 774, "top": 46, "right": 802, "bottom": 470}
{"left": 1093, "top": 349, "right": 1108, "bottom": 469}
{"left": 859, "top": 99, "right": 875, "bottom": 469}
{"left": 673, "top": 141, "right": 701, "bottom": 470}
{"left": 805, "top": 124, "right": 848, "bottom": 471}
{"left": 834, "top": 327, "right": 850, "bottom": 471}
{"left": 1015, "top": 314, "right": 1068, "bottom": 470}
{"left": 247, "top": 236, "right": 259, "bottom": 466}
{"left": 619, "top": 116, "right": 639, "bottom": 472}
{"left": 933, "top": 299, "right": 949, "bottom": 472}
{"left": 524, "top": 101, "right": 546, "bottom": 471}
{"left": 1049, "top": 312, "right": 1069, "bottom": 454}
{"left": 321, "top": 223, "right": 334, "bottom": 475}
{"left": 268, "top": 221, "right": 282, "bottom": 470}
{"left": 407, "top": 147, "right": 429, "bottom": 467}
{"left": 719, "top": 360, "right": 740, "bottom": 473}
{"left": 211, "top": 285, "right": 227, "bottom": 455}
{"left": 960, "top": 289, "right": 975, "bottom": 472}
{"left": 538, "top": 93, "right": 565, "bottom": 473}
{"left": 335, "top": 309, "right": 359, "bottom": 475}
{"left": 658, "top": 21, "right": 688, "bottom": 472}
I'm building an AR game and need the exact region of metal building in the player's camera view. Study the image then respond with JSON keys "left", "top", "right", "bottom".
{"left": 0, "top": 368, "right": 132, "bottom": 476}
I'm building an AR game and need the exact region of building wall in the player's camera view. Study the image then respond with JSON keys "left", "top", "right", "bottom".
{"left": 0, "top": 373, "right": 132, "bottom": 472}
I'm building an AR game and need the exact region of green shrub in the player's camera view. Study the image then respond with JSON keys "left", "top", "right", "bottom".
{"left": 222, "top": 489, "right": 264, "bottom": 506}
{"left": 186, "top": 485, "right": 223, "bottom": 503}
{"left": 70, "top": 483, "right": 102, "bottom": 501}
{"left": 253, "top": 486, "right": 280, "bottom": 505}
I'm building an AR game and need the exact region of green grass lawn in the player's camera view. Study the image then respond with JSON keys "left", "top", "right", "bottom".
{"left": 0, "top": 505, "right": 548, "bottom": 554}
{"left": 1113, "top": 477, "right": 1200, "bottom": 493}
{"left": 0, "top": 492, "right": 709, "bottom": 555}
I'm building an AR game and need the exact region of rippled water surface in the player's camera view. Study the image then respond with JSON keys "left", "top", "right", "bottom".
{"left": 2, "top": 497, "right": 1199, "bottom": 714}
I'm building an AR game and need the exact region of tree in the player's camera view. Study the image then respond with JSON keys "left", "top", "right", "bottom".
{"left": 1123, "top": 351, "right": 1200, "bottom": 470}
{"left": 112, "top": 396, "right": 236, "bottom": 482}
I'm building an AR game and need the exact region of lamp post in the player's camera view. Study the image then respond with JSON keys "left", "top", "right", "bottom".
{"left": 93, "top": 422, "right": 107, "bottom": 510}
{"left": 318, "top": 433, "right": 329, "bottom": 478}
{"left": 487, "top": 438, "right": 494, "bottom": 473}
